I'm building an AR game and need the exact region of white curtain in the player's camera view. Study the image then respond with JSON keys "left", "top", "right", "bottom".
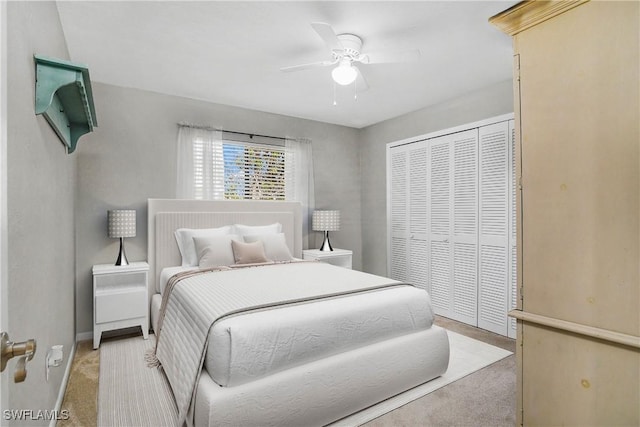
{"left": 176, "top": 125, "right": 224, "bottom": 199}
{"left": 285, "top": 138, "right": 315, "bottom": 249}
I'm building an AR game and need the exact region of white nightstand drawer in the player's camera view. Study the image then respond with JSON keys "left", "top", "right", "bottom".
{"left": 95, "top": 288, "right": 146, "bottom": 324}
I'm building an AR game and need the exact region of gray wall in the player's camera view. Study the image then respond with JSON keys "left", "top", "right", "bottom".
{"left": 6, "top": 2, "right": 76, "bottom": 422}
{"left": 358, "top": 79, "right": 514, "bottom": 276}
{"left": 75, "top": 83, "right": 362, "bottom": 336}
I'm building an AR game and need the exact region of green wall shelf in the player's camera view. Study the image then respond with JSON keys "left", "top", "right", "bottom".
{"left": 34, "top": 55, "right": 98, "bottom": 154}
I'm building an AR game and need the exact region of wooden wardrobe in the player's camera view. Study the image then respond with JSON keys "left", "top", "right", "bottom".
{"left": 491, "top": 1, "right": 639, "bottom": 425}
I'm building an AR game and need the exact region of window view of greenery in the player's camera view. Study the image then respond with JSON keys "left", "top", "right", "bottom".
{"left": 223, "top": 143, "right": 286, "bottom": 200}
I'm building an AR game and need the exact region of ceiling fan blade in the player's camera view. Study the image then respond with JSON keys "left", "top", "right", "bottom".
{"left": 354, "top": 66, "right": 369, "bottom": 92}
{"left": 280, "top": 60, "right": 336, "bottom": 73}
{"left": 311, "top": 22, "right": 343, "bottom": 52}
{"left": 358, "top": 48, "right": 421, "bottom": 65}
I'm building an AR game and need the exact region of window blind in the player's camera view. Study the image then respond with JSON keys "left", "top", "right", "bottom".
{"left": 191, "top": 138, "right": 287, "bottom": 201}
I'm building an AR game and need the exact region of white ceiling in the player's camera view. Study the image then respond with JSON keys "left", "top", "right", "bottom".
{"left": 56, "top": 1, "right": 516, "bottom": 129}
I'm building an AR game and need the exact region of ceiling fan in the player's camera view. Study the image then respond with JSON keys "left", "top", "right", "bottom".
{"left": 280, "top": 22, "right": 421, "bottom": 89}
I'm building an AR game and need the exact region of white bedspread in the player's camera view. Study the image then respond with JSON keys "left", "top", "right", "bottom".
{"left": 207, "top": 284, "right": 434, "bottom": 386}
{"left": 153, "top": 261, "right": 409, "bottom": 426}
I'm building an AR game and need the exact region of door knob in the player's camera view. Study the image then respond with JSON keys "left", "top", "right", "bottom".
{"left": 1, "top": 332, "right": 37, "bottom": 383}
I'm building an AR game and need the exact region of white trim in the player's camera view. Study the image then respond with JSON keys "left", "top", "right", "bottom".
{"left": 386, "top": 113, "right": 515, "bottom": 149}
{"left": 48, "top": 342, "right": 76, "bottom": 427}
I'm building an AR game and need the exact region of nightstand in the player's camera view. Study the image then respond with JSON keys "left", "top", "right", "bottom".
{"left": 93, "top": 262, "right": 149, "bottom": 349}
{"left": 302, "top": 249, "right": 353, "bottom": 269}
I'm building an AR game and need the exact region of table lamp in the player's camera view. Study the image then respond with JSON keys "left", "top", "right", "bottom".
{"left": 108, "top": 209, "right": 136, "bottom": 266}
{"left": 312, "top": 210, "right": 340, "bottom": 251}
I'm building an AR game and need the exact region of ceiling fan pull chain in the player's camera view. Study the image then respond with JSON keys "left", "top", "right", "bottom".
{"left": 333, "top": 82, "right": 337, "bottom": 106}
{"left": 354, "top": 78, "right": 358, "bottom": 101}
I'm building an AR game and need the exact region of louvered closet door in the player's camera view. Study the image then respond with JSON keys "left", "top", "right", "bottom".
{"left": 388, "top": 142, "right": 428, "bottom": 289}
{"left": 451, "top": 129, "right": 479, "bottom": 325}
{"left": 389, "top": 146, "right": 409, "bottom": 282}
{"left": 428, "top": 130, "right": 479, "bottom": 324}
{"left": 407, "top": 142, "right": 428, "bottom": 291}
{"left": 508, "top": 120, "right": 517, "bottom": 338}
{"left": 478, "top": 122, "right": 510, "bottom": 335}
{"left": 427, "top": 134, "right": 452, "bottom": 317}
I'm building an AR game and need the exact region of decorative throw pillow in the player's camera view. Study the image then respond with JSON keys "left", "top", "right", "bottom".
{"left": 243, "top": 233, "right": 293, "bottom": 262}
{"left": 231, "top": 240, "right": 270, "bottom": 264}
{"left": 233, "top": 222, "right": 282, "bottom": 237}
{"left": 175, "top": 226, "right": 232, "bottom": 266}
{"left": 193, "top": 234, "right": 240, "bottom": 268}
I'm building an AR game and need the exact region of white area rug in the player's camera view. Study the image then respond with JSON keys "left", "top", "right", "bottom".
{"left": 330, "top": 331, "right": 513, "bottom": 426}
{"left": 98, "top": 336, "right": 177, "bottom": 427}
{"left": 98, "top": 331, "right": 512, "bottom": 427}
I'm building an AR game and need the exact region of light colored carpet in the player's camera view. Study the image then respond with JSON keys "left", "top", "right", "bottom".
{"left": 98, "top": 330, "right": 511, "bottom": 427}
{"left": 330, "top": 331, "right": 512, "bottom": 426}
{"left": 58, "top": 340, "right": 99, "bottom": 427}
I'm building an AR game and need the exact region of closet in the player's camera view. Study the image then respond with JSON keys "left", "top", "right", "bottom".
{"left": 387, "top": 115, "right": 516, "bottom": 337}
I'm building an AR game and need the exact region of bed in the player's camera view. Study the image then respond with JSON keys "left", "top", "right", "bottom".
{"left": 147, "top": 198, "right": 450, "bottom": 427}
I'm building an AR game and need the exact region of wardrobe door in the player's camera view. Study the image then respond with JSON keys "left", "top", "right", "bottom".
{"left": 478, "top": 121, "right": 510, "bottom": 335}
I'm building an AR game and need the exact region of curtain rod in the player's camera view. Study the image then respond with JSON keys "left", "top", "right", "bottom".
{"left": 178, "top": 122, "right": 286, "bottom": 141}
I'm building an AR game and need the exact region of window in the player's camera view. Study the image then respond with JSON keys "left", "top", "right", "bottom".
{"left": 222, "top": 142, "right": 285, "bottom": 200}
{"left": 177, "top": 124, "right": 315, "bottom": 246}
{"left": 177, "top": 125, "right": 312, "bottom": 203}
{"left": 189, "top": 138, "right": 286, "bottom": 201}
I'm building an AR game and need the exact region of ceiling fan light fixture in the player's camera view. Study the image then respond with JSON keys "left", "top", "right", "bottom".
{"left": 331, "top": 60, "right": 357, "bottom": 86}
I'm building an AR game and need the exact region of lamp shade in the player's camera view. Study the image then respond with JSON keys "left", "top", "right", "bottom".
{"left": 312, "top": 210, "right": 340, "bottom": 232}
{"left": 331, "top": 61, "right": 357, "bottom": 86}
{"left": 108, "top": 210, "right": 136, "bottom": 238}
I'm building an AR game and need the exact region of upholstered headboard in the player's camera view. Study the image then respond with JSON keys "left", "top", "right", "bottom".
{"left": 147, "top": 199, "right": 303, "bottom": 297}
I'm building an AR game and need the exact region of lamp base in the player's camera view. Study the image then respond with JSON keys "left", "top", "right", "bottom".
{"left": 319, "top": 231, "right": 334, "bottom": 252}
{"left": 115, "top": 237, "right": 129, "bottom": 266}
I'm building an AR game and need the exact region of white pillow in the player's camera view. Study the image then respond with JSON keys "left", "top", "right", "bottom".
{"left": 243, "top": 233, "right": 293, "bottom": 262}
{"left": 193, "top": 234, "right": 240, "bottom": 268}
{"left": 174, "top": 226, "right": 232, "bottom": 266}
{"left": 233, "top": 223, "right": 281, "bottom": 237}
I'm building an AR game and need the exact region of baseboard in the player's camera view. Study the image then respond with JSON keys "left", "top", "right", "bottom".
{"left": 49, "top": 341, "right": 76, "bottom": 427}
{"left": 76, "top": 331, "right": 92, "bottom": 342}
